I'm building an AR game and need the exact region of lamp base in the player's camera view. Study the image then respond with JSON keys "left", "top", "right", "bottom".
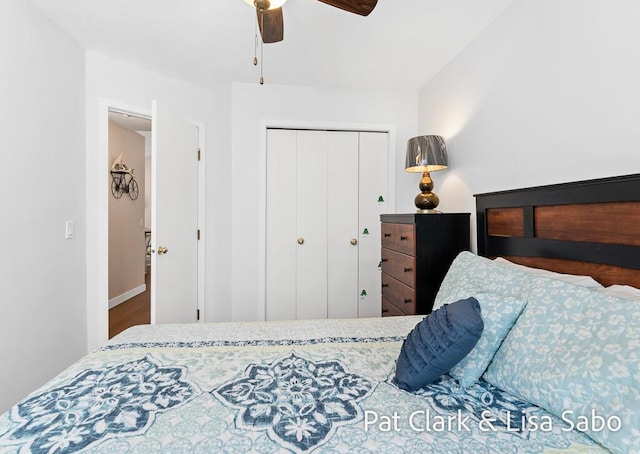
{"left": 414, "top": 171, "right": 441, "bottom": 212}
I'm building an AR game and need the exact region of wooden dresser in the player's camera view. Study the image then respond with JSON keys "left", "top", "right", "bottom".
{"left": 380, "top": 213, "right": 470, "bottom": 316}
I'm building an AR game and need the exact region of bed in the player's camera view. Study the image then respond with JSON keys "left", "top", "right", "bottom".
{"left": 1, "top": 174, "right": 638, "bottom": 454}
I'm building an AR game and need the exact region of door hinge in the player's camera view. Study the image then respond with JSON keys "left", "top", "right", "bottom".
{"left": 197, "top": 148, "right": 201, "bottom": 161}
{"left": 197, "top": 309, "right": 200, "bottom": 321}
{"left": 197, "top": 229, "right": 201, "bottom": 240}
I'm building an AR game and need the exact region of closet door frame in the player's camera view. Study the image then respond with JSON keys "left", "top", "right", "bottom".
{"left": 258, "top": 121, "right": 397, "bottom": 321}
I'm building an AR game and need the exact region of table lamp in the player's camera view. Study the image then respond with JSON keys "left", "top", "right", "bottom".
{"left": 405, "top": 135, "right": 448, "bottom": 213}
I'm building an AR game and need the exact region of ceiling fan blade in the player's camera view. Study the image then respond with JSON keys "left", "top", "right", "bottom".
{"left": 317, "top": 0, "right": 378, "bottom": 16}
{"left": 257, "top": 7, "right": 284, "bottom": 43}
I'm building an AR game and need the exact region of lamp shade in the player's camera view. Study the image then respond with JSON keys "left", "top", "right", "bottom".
{"left": 405, "top": 135, "right": 448, "bottom": 173}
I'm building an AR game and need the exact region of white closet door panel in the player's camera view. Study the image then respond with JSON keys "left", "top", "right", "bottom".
{"left": 296, "top": 131, "right": 328, "bottom": 319}
{"left": 358, "top": 132, "right": 389, "bottom": 318}
{"left": 327, "top": 131, "right": 359, "bottom": 319}
{"left": 266, "top": 129, "right": 298, "bottom": 321}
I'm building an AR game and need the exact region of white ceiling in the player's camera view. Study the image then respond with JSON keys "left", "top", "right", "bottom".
{"left": 30, "top": 0, "right": 514, "bottom": 91}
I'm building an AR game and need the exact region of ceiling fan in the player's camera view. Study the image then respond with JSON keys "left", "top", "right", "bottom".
{"left": 243, "top": 0, "right": 378, "bottom": 44}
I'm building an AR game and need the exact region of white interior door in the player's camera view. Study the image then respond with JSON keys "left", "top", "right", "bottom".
{"left": 266, "top": 129, "right": 297, "bottom": 321}
{"left": 358, "top": 132, "right": 388, "bottom": 318}
{"left": 327, "top": 132, "right": 359, "bottom": 318}
{"left": 296, "top": 131, "right": 328, "bottom": 319}
{"left": 265, "top": 128, "right": 388, "bottom": 321}
{"left": 151, "top": 103, "right": 199, "bottom": 324}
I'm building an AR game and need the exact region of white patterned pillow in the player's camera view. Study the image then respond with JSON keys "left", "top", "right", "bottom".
{"left": 483, "top": 277, "right": 640, "bottom": 454}
{"left": 600, "top": 284, "right": 640, "bottom": 301}
{"left": 434, "top": 252, "right": 531, "bottom": 311}
{"left": 433, "top": 252, "right": 530, "bottom": 386}
{"left": 449, "top": 292, "right": 526, "bottom": 387}
{"left": 493, "top": 257, "right": 603, "bottom": 289}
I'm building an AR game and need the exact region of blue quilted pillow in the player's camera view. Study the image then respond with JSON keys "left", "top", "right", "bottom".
{"left": 395, "top": 297, "right": 484, "bottom": 391}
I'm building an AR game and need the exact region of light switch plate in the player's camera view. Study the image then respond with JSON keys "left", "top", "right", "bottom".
{"left": 65, "top": 220, "right": 74, "bottom": 239}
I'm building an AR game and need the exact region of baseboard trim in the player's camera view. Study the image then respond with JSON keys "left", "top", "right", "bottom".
{"left": 109, "top": 284, "right": 146, "bottom": 309}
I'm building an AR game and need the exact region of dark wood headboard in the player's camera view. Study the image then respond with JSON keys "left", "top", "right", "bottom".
{"left": 475, "top": 174, "right": 640, "bottom": 288}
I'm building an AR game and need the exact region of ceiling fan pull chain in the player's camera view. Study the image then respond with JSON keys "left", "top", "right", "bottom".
{"left": 259, "top": 10, "right": 265, "bottom": 84}
{"left": 260, "top": 40, "right": 264, "bottom": 84}
{"left": 253, "top": 14, "right": 258, "bottom": 66}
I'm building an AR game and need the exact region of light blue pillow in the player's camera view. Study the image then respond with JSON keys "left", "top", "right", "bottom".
{"left": 395, "top": 297, "right": 484, "bottom": 391}
{"left": 433, "top": 252, "right": 529, "bottom": 386}
{"left": 449, "top": 292, "right": 526, "bottom": 387}
{"left": 483, "top": 277, "right": 640, "bottom": 454}
{"left": 434, "top": 252, "right": 530, "bottom": 311}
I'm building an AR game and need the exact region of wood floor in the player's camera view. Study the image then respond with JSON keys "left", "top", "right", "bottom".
{"left": 109, "top": 267, "right": 151, "bottom": 339}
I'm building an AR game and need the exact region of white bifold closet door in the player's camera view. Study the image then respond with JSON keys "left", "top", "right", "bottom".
{"left": 265, "top": 128, "right": 388, "bottom": 321}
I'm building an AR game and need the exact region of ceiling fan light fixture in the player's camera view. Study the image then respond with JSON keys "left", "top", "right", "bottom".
{"left": 243, "top": 0, "right": 288, "bottom": 10}
{"left": 242, "top": 0, "right": 376, "bottom": 84}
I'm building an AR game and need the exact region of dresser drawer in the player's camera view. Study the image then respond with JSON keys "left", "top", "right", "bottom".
{"left": 382, "top": 273, "right": 416, "bottom": 314}
{"left": 382, "top": 298, "right": 405, "bottom": 317}
{"left": 381, "top": 223, "right": 395, "bottom": 249}
{"left": 394, "top": 224, "right": 416, "bottom": 255}
{"left": 381, "top": 248, "right": 416, "bottom": 288}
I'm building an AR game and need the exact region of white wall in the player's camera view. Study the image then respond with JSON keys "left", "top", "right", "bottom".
{"left": 230, "top": 83, "right": 418, "bottom": 321}
{"left": 207, "top": 86, "right": 233, "bottom": 322}
{"left": 0, "top": 0, "right": 86, "bottom": 412}
{"left": 418, "top": 0, "right": 640, "bottom": 249}
{"left": 85, "top": 52, "right": 232, "bottom": 350}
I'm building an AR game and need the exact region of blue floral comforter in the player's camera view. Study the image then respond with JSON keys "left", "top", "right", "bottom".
{"left": 0, "top": 318, "right": 606, "bottom": 453}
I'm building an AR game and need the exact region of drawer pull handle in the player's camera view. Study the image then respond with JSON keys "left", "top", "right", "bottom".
{"left": 382, "top": 284, "right": 389, "bottom": 288}
{"left": 403, "top": 267, "right": 412, "bottom": 273}
{"left": 400, "top": 236, "right": 408, "bottom": 241}
{"left": 404, "top": 299, "right": 412, "bottom": 304}
{"left": 384, "top": 233, "right": 391, "bottom": 237}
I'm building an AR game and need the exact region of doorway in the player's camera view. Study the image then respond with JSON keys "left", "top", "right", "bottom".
{"left": 87, "top": 98, "right": 206, "bottom": 351}
{"left": 107, "top": 109, "right": 152, "bottom": 338}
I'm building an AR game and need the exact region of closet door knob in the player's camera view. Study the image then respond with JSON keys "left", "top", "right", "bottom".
{"left": 157, "top": 246, "right": 168, "bottom": 255}
{"left": 297, "top": 237, "right": 305, "bottom": 245}
{"left": 350, "top": 238, "right": 358, "bottom": 245}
